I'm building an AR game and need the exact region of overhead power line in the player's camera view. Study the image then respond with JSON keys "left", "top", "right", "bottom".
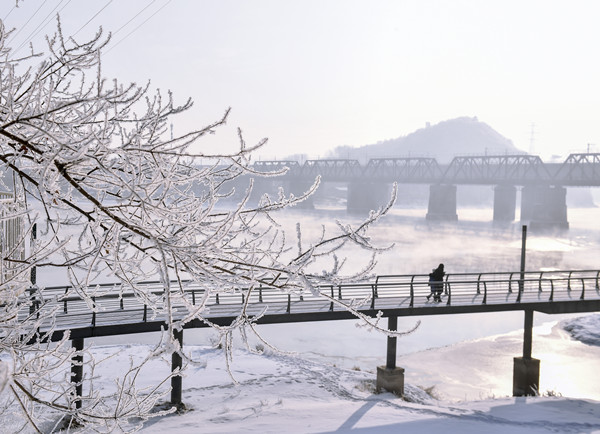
{"left": 11, "top": 0, "right": 71, "bottom": 56}
{"left": 112, "top": 0, "right": 157, "bottom": 37}
{"left": 6, "top": 0, "right": 48, "bottom": 46}
{"left": 72, "top": 0, "right": 113, "bottom": 38}
{"left": 3, "top": 4, "right": 17, "bottom": 21}
{"left": 105, "top": 0, "right": 173, "bottom": 55}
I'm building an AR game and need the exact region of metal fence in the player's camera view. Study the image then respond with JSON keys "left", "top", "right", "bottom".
{"left": 0, "top": 193, "right": 25, "bottom": 282}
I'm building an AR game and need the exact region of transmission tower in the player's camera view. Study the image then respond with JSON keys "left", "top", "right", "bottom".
{"left": 528, "top": 123, "right": 535, "bottom": 154}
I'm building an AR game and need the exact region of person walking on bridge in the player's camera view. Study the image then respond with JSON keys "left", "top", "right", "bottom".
{"left": 427, "top": 263, "right": 445, "bottom": 302}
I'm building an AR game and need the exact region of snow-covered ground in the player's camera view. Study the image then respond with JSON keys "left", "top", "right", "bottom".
{"left": 78, "top": 314, "right": 600, "bottom": 433}
{"left": 6, "top": 206, "right": 600, "bottom": 432}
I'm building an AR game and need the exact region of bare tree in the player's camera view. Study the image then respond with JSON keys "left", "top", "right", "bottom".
{"left": 0, "top": 18, "right": 402, "bottom": 432}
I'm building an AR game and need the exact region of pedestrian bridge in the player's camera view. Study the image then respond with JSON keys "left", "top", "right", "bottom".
{"left": 23, "top": 268, "right": 600, "bottom": 405}
{"left": 28, "top": 269, "right": 600, "bottom": 339}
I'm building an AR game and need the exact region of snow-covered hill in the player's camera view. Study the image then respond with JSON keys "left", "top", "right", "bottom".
{"left": 328, "top": 117, "right": 524, "bottom": 163}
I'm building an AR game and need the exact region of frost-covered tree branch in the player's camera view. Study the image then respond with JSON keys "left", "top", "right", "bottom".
{"left": 0, "top": 16, "right": 403, "bottom": 431}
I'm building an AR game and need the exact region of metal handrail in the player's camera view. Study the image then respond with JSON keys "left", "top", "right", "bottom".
{"left": 27, "top": 270, "right": 600, "bottom": 320}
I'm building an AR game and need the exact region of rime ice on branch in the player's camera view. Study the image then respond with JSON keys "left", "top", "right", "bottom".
{"left": 0, "top": 17, "right": 406, "bottom": 431}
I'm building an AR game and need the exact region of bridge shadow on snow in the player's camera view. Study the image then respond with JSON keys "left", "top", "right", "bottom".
{"left": 323, "top": 395, "right": 600, "bottom": 433}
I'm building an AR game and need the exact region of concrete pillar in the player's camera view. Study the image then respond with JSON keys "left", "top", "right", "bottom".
{"left": 513, "top": 310, "right": 540, "bottom": 396}
{"left": 171, "top": 328, "right": 184, "bottom": 406}
{"left": 71, "top": 338, "right": 84, "bottom": 409}
{"left": 493, "top": 185, "right": 516, "bottom": 221}
{"left": 376, "top": 316, "right": 405, "bottom": 396}
{"left": 376, "top": 366, "right": 405, "bottom": 396}
{"left": 520, "top": 185, "right": 568, "bottom": 230}
{"left": 426, "top": 184, "right": 457, "bottom": 221}
{"left": 513, "top": 357, "right": 540, "bottom": 396}
{"left": 347, "top": 181, "right": 389, "bottom": 214}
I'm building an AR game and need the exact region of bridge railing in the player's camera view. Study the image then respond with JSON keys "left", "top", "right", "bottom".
{"left": 25, "top": 270, "right": 600, "bottom": 327}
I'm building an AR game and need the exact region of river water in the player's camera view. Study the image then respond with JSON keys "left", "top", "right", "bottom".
{"left": 93, "top": 204, "right": 600, "bottom": 376}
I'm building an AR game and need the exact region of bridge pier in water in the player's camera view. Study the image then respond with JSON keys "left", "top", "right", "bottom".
{"left": 520, "top": 185, "right": 568, "bottom": 230}
{"left": 376, "top": 316, "right": 405, "bottom": 396}
{"left": 426, "top": 184, "right": 457, "bottom": 221}
{"left": 493, "top": 185, "right": 516, "bottom": 221}
{"left": 513, "top": 309, "right": 540, "bottom": 396}
{"left": 347, "top": 181, "right": 390, "bottom": 214}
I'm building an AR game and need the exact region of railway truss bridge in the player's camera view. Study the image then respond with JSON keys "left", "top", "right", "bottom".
{"left": 243, "top": 153, "right": 600, "bottom": 229}
{"left": 24, "top": 268, "right": 600, "bottom": 406}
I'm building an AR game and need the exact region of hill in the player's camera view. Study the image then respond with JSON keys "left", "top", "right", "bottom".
{"left": 329, "top": 117, "right": 524, "bottom": 163}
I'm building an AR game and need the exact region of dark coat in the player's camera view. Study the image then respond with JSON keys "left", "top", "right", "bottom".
{"left": 430, "top": 264, "right": 445, "bottom": 282}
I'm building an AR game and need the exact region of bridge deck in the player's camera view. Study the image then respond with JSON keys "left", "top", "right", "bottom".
{"left": 22, "top": 270, "right": 600, "bottom": 341}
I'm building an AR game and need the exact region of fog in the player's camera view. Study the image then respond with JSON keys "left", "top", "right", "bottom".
{"left": 94, "top": 201, "right": 600, "bottom": 386}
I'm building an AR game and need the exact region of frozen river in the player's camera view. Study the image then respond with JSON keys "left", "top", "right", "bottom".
{"left": 86, "top": 204, "right": 600, "bottom": 380}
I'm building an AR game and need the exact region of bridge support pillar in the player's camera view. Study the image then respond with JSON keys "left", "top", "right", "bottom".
{"left": 426, "top": 184, "right": 457, "bottom": 221}
{"left": 71, "top": 338, "right": 84, "bottom": 409}
{"left": 513, "top": 310, "right": 540, "bottom": 396}
{"left": 171, "top": 328, "right": 184, "bottom": 406}
{"left": 347, "top": 181, "right": 389, "bottom": 214}
{"left": 520, "top": 186, "right": 568, "bottom": 230}
{"left": 493, "top": 185, "right": 516, "bottom": 221}
{"left": 376, "top": 316, "right": 405, "bottom": 396}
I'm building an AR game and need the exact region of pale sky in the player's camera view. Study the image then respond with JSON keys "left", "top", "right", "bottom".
{"left": 4, "top": 0, "right": 600, "bottom": 160}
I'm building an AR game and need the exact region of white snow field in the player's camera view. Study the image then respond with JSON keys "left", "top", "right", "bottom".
{"left": 48, "top": 314, "right": 600, "bottom": 433}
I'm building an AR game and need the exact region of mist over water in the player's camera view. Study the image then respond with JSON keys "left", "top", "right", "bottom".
{"left": 81, "top": 203, "right": 600, "bottom": 395}
{"left": 177, "top": 205, "right": 600, "bottom": 370}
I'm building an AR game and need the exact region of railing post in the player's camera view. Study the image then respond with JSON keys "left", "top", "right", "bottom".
{"left": 477, "top": 274, "right": 482, "bottom": 294}
{"left": 580, "top": 278, "right": 585, "bottom": 300}
{"left": 409, "top": 276, "right": 414, "bottom": 308}
{"left": 329, "top": 286, "right": 334, "bottom": 311}
{"left": 192, "top": 290, "right": 196, "bottom": 305}
{"left": 482, "top": 282, "right": 487, "bottom": 304}
{"left": 287, "top": 294, "right": 291, "bottom": 313}
{"left": 549, "top": 280, "right": 554, "bottom": 301}
{"left": 538, "top": 272, "right": 543, "bottom": 292}
{"left": 71, "top": 338, "right": 84, "bottom": 409}
{"left": 91, "top": 297, "right": 96, "bottom": 327}
{"left": 171, "top": 328, "right": 183, "bottom": 406}
{"left": 370, "top": 285, "right": 376, "bottom": 309}
{"left": 259, "top": 285, "right": 263, "bottom": 303}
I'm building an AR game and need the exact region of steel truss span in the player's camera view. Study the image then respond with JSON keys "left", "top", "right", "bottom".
{"left": 250, "top": 153, "right": 600, "bottom": 186}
